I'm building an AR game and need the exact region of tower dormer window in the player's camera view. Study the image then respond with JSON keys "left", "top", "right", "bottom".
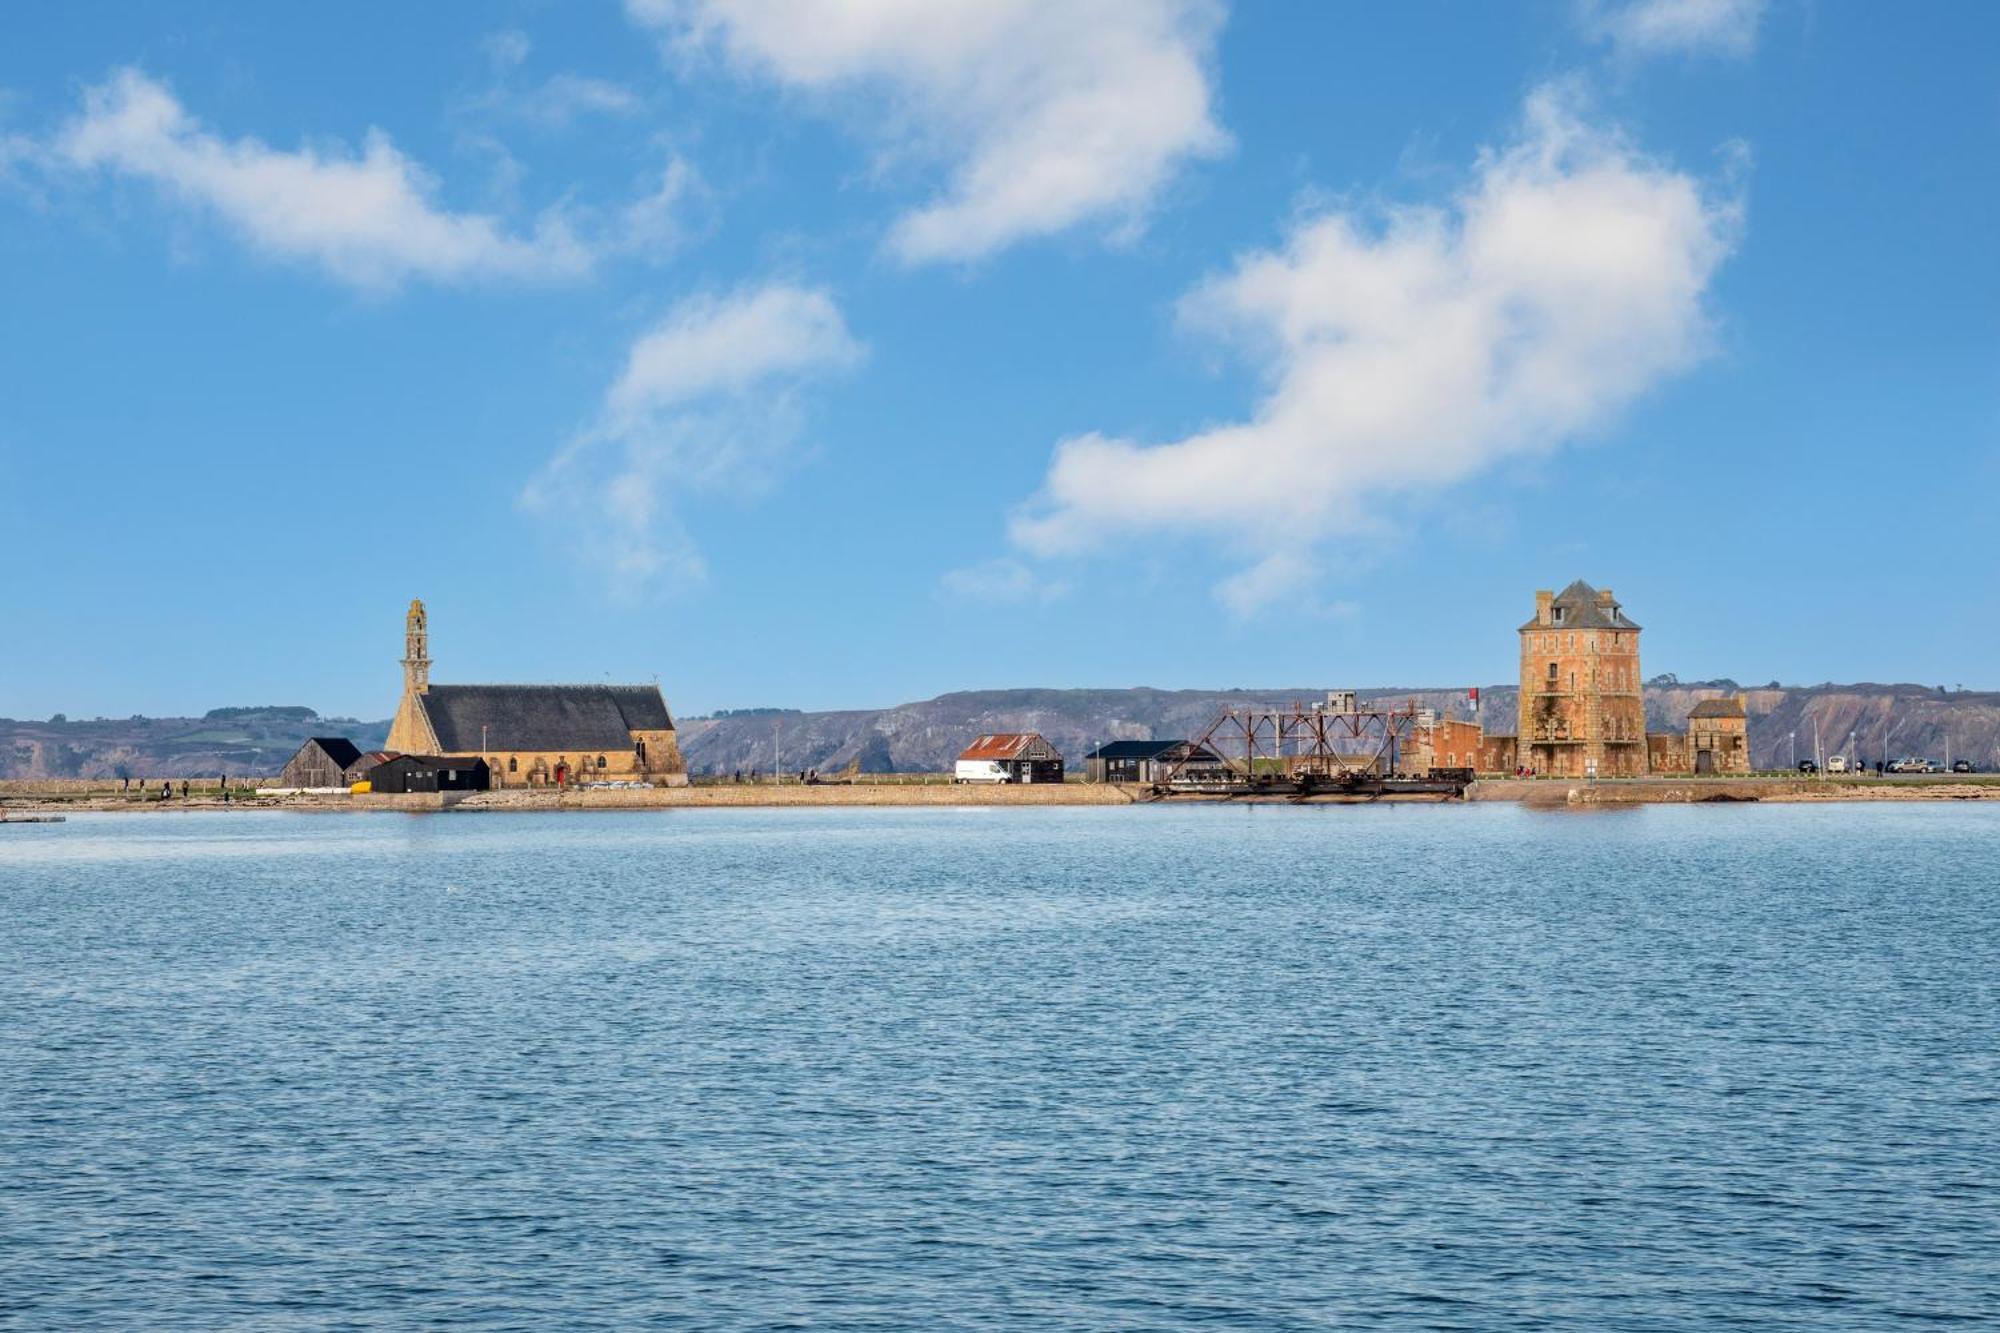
{"left": 1553, "top": 606, "right": 1565, "bottom": 625}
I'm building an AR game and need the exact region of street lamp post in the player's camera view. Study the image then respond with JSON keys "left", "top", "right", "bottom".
{"left": 1881, "top": 718, "right": 1902, "bottom": 774}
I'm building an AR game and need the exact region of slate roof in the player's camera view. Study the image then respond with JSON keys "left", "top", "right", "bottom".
{"left": 1688, "top": 697, "right": 1747, "bottom": 719}
{"left": 419, "top": 684, "right": 674, "bottom": 753}
{"left": 375, "top": 754, "right": 489, "bottom": 773}
{"left": 1084, "top": 740, "right": 1184, "bottom": 761}
{"left": 306, "top": 737, "right": 364, "bottom": 769}
{"left": 1520, "top": 579, "right": 1643, "bottom": 632}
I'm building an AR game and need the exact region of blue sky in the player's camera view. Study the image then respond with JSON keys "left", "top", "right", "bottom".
{"left": 2, "top": 0, "right": 1995, "bottom": 720}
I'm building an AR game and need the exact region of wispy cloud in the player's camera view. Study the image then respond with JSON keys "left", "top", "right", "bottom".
{"left": 522, "top": 73, "right": 645, "bottom": 124}
{"left": 472, "top": 29, "right": 646, "bottom": 128}
{"left": 626, "top": 0, "right": 1228, "bottom": 264}
{"left": 1010, "top": 86, "right": 1742, "bottom": 613}
{"left": 617, "top": 152, "right": 702, "bottom": 252}
{"left": 1582, "top": 0, "right": 1766, "bottom": 59}
{"left": 939, "top": 557, "right": 1069, "bottom": 605}
{"left": 44, "top": 68, "right": 591, "bottom": 289}
{"left": 524, "top": 283, "right": 865, "bottom": 591}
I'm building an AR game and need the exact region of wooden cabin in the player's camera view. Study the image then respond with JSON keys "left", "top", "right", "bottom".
{"left": 278, "top": 737, "right": 364, "bottom": 789}
{"left": 365, "top": 755, "right": 490, "bottom": 794}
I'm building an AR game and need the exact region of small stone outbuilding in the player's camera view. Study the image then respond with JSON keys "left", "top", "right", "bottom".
{"left": 1687, "top": 695, "right": 1751, "bottom": 774}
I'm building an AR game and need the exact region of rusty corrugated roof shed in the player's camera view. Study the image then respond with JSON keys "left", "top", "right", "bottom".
{"left": 958, "top": 732, "right": 1057, "bottom": 762}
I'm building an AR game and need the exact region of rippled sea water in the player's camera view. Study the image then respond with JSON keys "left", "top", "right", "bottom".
{"left": 1, "top": 804, "right": 1995, "bottom": 1329}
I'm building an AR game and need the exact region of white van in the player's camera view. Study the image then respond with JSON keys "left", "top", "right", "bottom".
{"left": 1827, "top": 755, "right": 1849, "bottom": 774}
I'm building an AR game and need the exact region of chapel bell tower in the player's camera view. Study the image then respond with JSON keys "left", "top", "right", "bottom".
{"left": 403, "top": 598, "right": 431, "bottom": 695}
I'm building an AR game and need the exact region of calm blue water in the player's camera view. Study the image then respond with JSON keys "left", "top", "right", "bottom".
{"left": 1, "top": 804, "right": 1995, "bottom": 1329}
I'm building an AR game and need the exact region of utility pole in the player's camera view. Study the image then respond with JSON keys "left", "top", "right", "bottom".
{"left": 1789, "top": 731, "right": 1795, "bottom": 770}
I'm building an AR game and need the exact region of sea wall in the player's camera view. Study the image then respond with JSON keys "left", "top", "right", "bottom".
{"left": 9, "top": 777, "right": 1995, "bottom": 812}
{"left": 1469, "top": 777, "right": 2000, "bottom": 804}
{"left": 460, "top": 783, "right": 1140, "bottom": 810}
{"left": 0, "top": 777, "right": 259, "bottom": 796}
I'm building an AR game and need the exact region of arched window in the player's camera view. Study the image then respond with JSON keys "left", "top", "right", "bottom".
{"left": 597, "top": 755, "right": 607, "bottom": 769}
{"left": 508, "top": 757, "right": 518, "bottom": 773}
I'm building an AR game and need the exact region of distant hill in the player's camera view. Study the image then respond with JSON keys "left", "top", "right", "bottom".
{"left": 0, "top": 708, "right": 388, "bottom": 780}
{"left": 677, "top": 681, "right": 2000, "bottom": 776}
{"left": 6, "top": 682, "right": 1995, "bottom": 778}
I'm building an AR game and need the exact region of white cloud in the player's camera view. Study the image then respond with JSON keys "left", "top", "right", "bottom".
{"left": 472, "top": 31, "right": 645, "bottom": 128}
{"left": 525, "top": 73, "right": 644, "bottom": 124}
{"left": 524, "top": 283, "right": 865, "bottom": 591}
{"left": 626, "top": 0, "right": 1228, "bottom": 263}
{"left": 1583, "top": 0, "right": 1765, "bottom": 58}
{"left": 939, "top": 557, "right": 1068, "bottom": 604}
{"left": 50, "top": 68, "right": 589, "bottom": 288}
{"left": 483, "top": 29, "right": 534, "bottom": 72}
{"left": 1011, "top": 87, "right": 1740, "bottom": 611}
{"left": 1214, "top": 552, "right": 1316, "bottom": 619}
{"left": 618, "top": 152, "right": 701, "bottom": 252}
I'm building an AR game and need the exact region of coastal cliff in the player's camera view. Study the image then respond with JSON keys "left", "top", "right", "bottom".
{"left": 4, "top": 683, "right": 1995, "bottom": 779}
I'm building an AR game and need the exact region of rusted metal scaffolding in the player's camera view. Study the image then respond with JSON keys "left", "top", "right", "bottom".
{"left": 1154, "top": 693, "right": 1436, "bottom": 793}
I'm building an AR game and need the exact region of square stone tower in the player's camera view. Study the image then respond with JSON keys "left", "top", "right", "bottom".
{"left": 1518, "top": 581, "right": 1647, "bottom": 778}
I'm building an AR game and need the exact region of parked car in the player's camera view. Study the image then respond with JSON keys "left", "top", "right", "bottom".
{"left": 1797, "top": 759, "right": 1818, "bottom": 775}
{"left": 1953, "top": 759, "right": 1976, "bottom": 773}
{"left": 1826, "top": 755, "right": 1849, "bottom": 774}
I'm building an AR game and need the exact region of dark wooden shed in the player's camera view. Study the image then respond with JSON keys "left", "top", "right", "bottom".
{"left": 367, "top": 755, "right": 490, "bottom": 794}
{"left": 279, "top": 737, "right": 364, "bottom": 789}
{"left": 341, "top": 750, "right": 400, "bottom": 785}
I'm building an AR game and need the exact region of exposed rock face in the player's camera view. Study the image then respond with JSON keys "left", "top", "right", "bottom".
{"left": 678, "top": 682, "right": 2000, "bottom": 775}
{"left": 6, "top": 683, "right": 1996, "bottom": 778}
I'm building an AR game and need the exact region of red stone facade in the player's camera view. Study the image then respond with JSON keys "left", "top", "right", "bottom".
{"left": 1516, "top": 583, "right": 1648, "bottom": 778}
